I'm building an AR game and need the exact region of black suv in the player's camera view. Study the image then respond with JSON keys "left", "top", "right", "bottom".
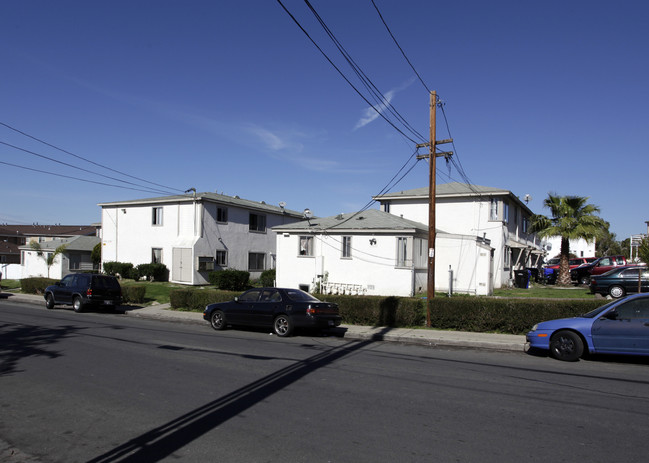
{"left": 44, "top": 273, "right": 122, "bottom": 312}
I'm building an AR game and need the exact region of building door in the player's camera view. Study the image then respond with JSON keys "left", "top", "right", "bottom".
{"left": 172, "top": 248, "right": 192, "bottom": 283}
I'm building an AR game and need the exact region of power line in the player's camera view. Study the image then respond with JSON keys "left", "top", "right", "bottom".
{"left": 0, "top": 160, "right": 175, "bottom": 195}
{"left": 0, "top": 121, "right": 185, "bottom": 194}
{"left": 1, "top": 140, "right": 175, "bottom": 196}
{"left": 371, "top": 0, "right": 430, "bottom": 93}
{"left": 277, "top": 0, "right": 424, "bottom": 145}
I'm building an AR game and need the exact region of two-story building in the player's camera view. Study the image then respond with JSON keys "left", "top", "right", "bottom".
{"left": 374, "top": 182, "right": 544, "bottom": 289}
{"left": 99, "top": 192, "right": 303, "bottom": 285}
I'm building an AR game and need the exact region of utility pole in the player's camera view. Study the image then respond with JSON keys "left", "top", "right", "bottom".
{"left": 416, "top": 91, "right": 453, "bottom": 327}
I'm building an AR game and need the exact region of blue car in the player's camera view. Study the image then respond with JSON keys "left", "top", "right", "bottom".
{"left": 526, "top": 293, "right": 649, "bottom": 361}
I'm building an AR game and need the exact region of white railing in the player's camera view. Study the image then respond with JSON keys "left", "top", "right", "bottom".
{"left": 320, "top": 282, "right": 367, "bottom": 296}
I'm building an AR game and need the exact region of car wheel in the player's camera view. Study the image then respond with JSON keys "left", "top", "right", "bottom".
{"left": 549, "top": 330, "right": 583, "bottom": 362}
{"left": 72, "top": 296, "right": 84, "bottom": 313}
{"left": 579, "top": 275, "right": 590, "bottom": 285}
{"left": 210, "top": 310, "right": 227, "bottom": 331}
{"left": 45, "top": 294, "right": 55, "bottom": 310}
{"left": 609, "top": 285, "right": 625, "bottom": 298}
{"left": 273, "top": 314, "right": 294, "bottom": 337}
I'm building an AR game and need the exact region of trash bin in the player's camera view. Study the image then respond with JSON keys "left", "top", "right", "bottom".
{"left": 514, "top": 270, "right": 530, "bottom": 288}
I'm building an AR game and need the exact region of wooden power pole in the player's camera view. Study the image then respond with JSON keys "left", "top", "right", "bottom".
{"left": 417, "top": 91, "right": 453, "bottom": 327}
{"left": 427, "top": 91, "right": 437, "bottom": 326}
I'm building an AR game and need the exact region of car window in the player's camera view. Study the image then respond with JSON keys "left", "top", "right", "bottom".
{"left": 614, "top": 299, "right": 649, "bottom": 320}
{"left": 260, "top": 290, "right": 281, "bottom": 302}
{"left": 239, "top": 289, "right": 261, "bottom": 302}
{"left": 92, "top": 276, "right": 120, "bottom": 289}
{"left": 60, "top": 275, "right": 74, "bottom": 287}
{"left": 599, "top": 258, "right": 611, "bottom": 266}
{"left": 285, "top": 289, "right": 320, "bottom": 302}
{"left": 620, "top": 268, "right": 639, "bottom": 278}
{"left": 615, "top": 256, "right": 625, "bottom": 265}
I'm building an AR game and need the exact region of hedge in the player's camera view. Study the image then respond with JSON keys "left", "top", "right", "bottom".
{"left": 208, "top": 270, "right": 250, "bottom": 291}
{"left": 427, "top": 297, "right": 609, "bottom": 334}
{"left": 20, "top": 277, "right": 57, "bottom": 295}
{"left": 122, "top": 285, "right": 146, "bottom": 304}
{"left": 170, "top": 288, "right": 241, "bottom": 311}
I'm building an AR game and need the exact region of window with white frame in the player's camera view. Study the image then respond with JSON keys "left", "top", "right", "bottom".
{"left": 152, "top": 248, "right": 162, "bottom": 264}
{"left": 503, "top": 201, "right": 509, "bottom": 224}
{"left": 152, "top": 207, "right": 163, "bottom": 226}
{"left": 522, "top": 217, "right": 529, "bottom": 233}
{"left": 299, "top": 236, "right": 314, "bottom": 256}
{"left": 248, "top": 252, "right": 265, "bottom": 271}
{"left": 489, "top": 198, "right": 498, "bottom": 221}
{"left": 216, "top": 250, "right": 227, "bottom": 267}
{"left": 249, "top": 213, "right": 266, "bottom": 232}
{"left": 396, "top": 237, "right": 408, "bottom": 267}
{"left": 504, "top": 246, "right": 511, "bottom": 268}
{"left": 342, "top": 236, "right": 352, "bottom": 258}
{"left": 217, "top": 207, "right": 228, "bottom": 223}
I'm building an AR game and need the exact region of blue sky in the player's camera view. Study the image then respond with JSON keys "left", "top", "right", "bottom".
{"left": 1, "top": 0, "right": 647, "bottom": 240}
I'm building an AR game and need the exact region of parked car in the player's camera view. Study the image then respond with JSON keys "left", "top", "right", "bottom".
{"left": 526, "top": 293, "right": 649, "bottom": 361}
{"left": 542, "top": 257, "right": 596, "bottom": 284}
{"left": 203, "top": 287, "right": 342, "bottom": 337}
{"left": 571, "top": 255, "right": 628, "bottom": 285}
{"left": 44, "top": 273, "right": 122, "bottom": 312}
{"left": 589, "top": 266, "right": 649, "bottom": 298}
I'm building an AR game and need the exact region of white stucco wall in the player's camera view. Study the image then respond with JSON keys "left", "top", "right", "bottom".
{"left": 102, "top": 199, "right": 301, "bottom": 285}
{"left": 542, "top": 236, "right": 596, "bottom": 261}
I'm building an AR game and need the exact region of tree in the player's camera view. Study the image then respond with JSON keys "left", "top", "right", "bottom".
{"left": 531, "top": 194, "right": 607, "bottom": 286}
{"left": 595, "top": 222, "right": 623, "bottom": 257}
{"left": 30, "top": 241, "right": 68, "bottom": 278}
{"left": 638, "top": 237, "right": 649, "bottom": 265}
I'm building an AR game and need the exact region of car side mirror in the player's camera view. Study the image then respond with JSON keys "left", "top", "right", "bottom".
{"left": 605, "top": 311, "right": 618, "bottom": 321}
{"left": 234, "top": 297, "right": 239, "bottom": 303}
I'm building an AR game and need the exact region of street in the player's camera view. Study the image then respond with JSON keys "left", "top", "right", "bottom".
{"left": 2, "top": 299, "right": 649, "bottom": 462}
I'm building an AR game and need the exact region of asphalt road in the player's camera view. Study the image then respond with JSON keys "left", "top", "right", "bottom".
{"left": 2, "top": 299, "right": 649, "bottom": 463}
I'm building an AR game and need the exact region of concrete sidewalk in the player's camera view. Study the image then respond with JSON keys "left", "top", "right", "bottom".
{"left": 2, "top": 292, "right": 527, "bottom": 352}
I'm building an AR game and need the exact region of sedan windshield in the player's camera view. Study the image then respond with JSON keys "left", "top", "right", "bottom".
{"left": 581, "top": 302, "right": 615, "bottom": 318}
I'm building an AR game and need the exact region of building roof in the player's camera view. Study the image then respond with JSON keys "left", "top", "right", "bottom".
{"left": 373, "top": 182, "right": 534, "bottom": 214}
{"left": 273, "top": 209, "right": 429, "bottom": 234}
{"left": 98, "top": 192, "right": 304, "bottom": 218}
{"left": 19, "top": 235, "right": 100, "bottom": 252}
{"left": 0, "top": 224, "right": 97, "bottom": 237}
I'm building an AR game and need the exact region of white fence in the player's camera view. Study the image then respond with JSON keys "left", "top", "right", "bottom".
{"left": 0, "top": 263, "right": 22, "bottom": 280}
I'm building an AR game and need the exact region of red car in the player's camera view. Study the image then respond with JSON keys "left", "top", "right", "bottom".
{"left": 571, "top": 256, "right": 628, "bottom": 285}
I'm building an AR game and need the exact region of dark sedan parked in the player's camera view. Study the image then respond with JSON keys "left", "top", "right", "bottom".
{"left": 589, "top": 266, "right": 648, "bottom": 298}
{"left": 203, "top": 288, "right": 342, "bottom": 337}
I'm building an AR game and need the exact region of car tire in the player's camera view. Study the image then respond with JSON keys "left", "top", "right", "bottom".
{"left": 579, "top": 275, "right": 590, "bottom": 285}
{"left": 210, "top": 310, "right": 227, "bottom": 331}
{"left": 72, "top": 296, "right": 84, "bottom": 313}
{"left": 45, "top": 294, "right": 55, "bottom": 310}
{"left": 549, "top": 330, "right": 583, "bottom": 362}
{"left": 609, "top": 285, "right": 625, "bottom": 298}
{"left": 273, "top": 314, "right": 294, "bottom": 337}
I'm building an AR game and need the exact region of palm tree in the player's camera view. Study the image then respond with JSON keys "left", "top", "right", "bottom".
{"left": 531, "top": 194, "right": 606, "bottom": 286}
{"left": 30, "top": 241, "right": 68, "bottom": 278}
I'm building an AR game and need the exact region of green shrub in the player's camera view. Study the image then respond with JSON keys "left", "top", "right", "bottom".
{"left": 21, "top": 277, "right": 57, "bottom": 295}
{"left": 122, "top": 285, "right": 146, "bottom": 304}
{"left": 314, "top": 294, "right": 425, "bottom": 327}
{"left": 208, "top": 269, "right": 250, "bottom": 291}
{"left": 259, "top": 269, "right": 276, "bottom": 287}
{"left": 170, "top": 288, "right": 240, "bottom": 311}
{"left": 103, "top": 262, "right": 134, "bottom": 278}
{"left": 427, "top": 297, "right": 608, "bottom": 334}
{"left": 135, "top": 263, "right": 169, "bottom": 282}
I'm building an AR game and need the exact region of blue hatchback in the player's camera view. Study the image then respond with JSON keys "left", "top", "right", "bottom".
{"left": 526, "top": 293, "right": 649, "bottom": 361}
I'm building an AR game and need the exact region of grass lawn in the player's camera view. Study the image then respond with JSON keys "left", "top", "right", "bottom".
{"left": 493, "top": 283, "right": 594, "bottom": 298}
{"left": 119, "top": 279, "right": 188, "bottom": 305}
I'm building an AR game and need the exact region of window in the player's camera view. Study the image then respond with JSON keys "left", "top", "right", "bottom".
{"left": 215, "top": 250, "right": 227, "bottom": 267}
{"left": 152, "top": 248, "right": 162, "bottom": 264}
{"left": 396, "top": 237, "right": 408, "bottom": 267}
{"left": 261, "top": 289, "right": 281, "bottom": 302}
{"left": 299, "top": 236, "right": 314, "bottom": 256}
{"left": 614, "top": 299, "right": 649, "bottom": 320}
{"left": 342, "top": 236, "right": 352, "bottom": 258}
{"left": 239, "top": 289, "right": 261, "bottom": 302}
{"left": 504, "top": 246, "right": 511, "bottom": 268}
{"left": 69, "top": 253, "right": 81, "bottom": 270}
{"left": 249, "top": 213, "right": 266, "bottom": 232}
{"left": 489, "top": 198, "right": 498, "bottom": 221}
{"left": 152, "top": 207, "right": 163, "bottom": 226}
{"left": 217, "top": 207, "right": 228, "bottom": 223}
{"left": 503, "top": 201, "right": 509, "bottom": 224}
{"left": 384, "top": 202, "right": 390, "bottom": 213}
{"left": 248, "top": 252, "right": 265, "bottom": 271}
{"left": 198, "top": 256, "right": 215, "bottom": 271}
{"left": 522, "top": 217, "right": 529, "bottom": 234}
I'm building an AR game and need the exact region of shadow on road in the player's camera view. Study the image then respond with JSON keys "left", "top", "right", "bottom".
{"left": 87, "top": 328, "right": 392, "bottom": 462}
